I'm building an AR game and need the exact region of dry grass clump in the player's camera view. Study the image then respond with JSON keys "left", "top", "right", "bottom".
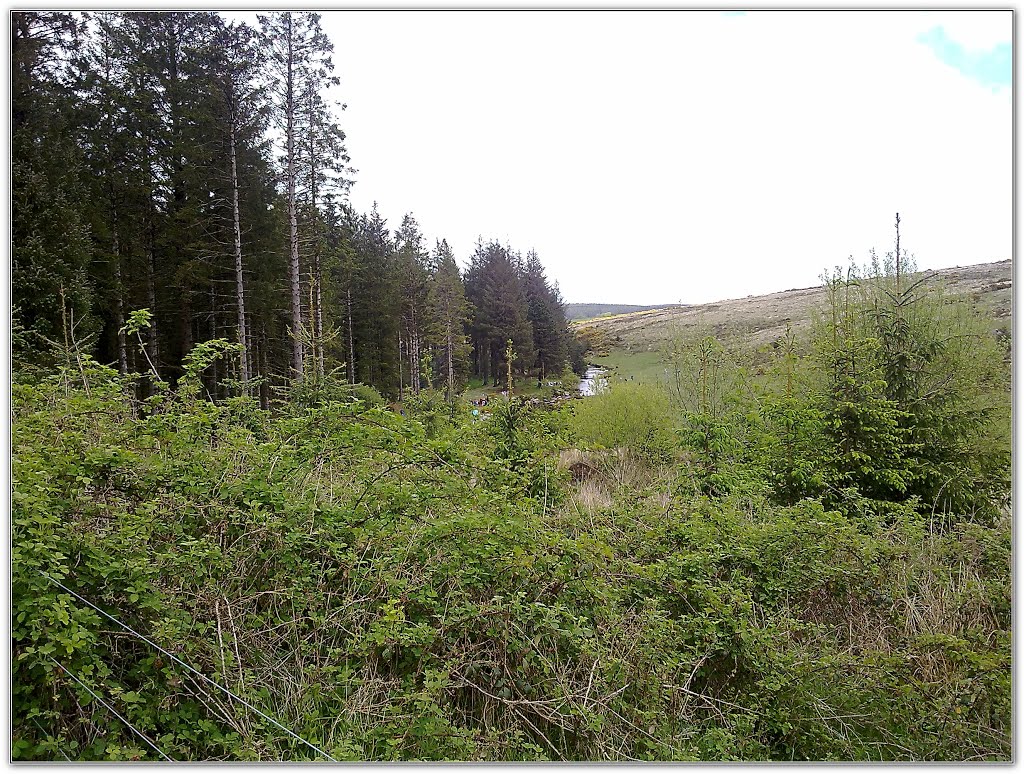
{"left": 558, "top": 447, "right": 677, "bottom": 520}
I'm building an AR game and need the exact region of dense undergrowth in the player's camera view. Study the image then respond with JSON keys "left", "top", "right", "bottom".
{"left": 12, "top": 268, "right": 1011, "bottom": 761}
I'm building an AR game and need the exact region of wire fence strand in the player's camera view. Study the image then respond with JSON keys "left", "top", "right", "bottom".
{"left": 31, "top": 718, "right": 73, "bottom": 762}
{"left": 40, "top": 572, "right": 337, "bottom": 762}
{"left": 49, "top": 657, "right": 174, "bottom": 762}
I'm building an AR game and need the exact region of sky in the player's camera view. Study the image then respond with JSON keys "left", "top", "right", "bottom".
{"left": 241, "top": 10, "right": 1012, "bottom": 305}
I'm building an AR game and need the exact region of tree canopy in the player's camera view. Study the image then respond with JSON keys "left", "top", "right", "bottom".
{"left": 13, "top": 10, "right": 581, "bottom": 402}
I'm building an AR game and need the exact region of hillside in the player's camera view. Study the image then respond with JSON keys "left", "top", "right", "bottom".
{"left": 575, "top": 260, "right": 1011, "bottom": 364}
{"left": 565, "top": 302, "right": 679, "bottom": 321}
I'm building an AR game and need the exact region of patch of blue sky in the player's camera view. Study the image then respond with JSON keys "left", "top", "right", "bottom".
{"left": 918, "top": 25, "right": 1011, "bottom": 90}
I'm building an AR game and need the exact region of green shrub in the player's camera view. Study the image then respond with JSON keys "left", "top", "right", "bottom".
{"left": 568, "top": 382, "right": 675, "bottom": 461}
{"left": 11, "top": 330, "right": 1011, "bottom": 761}
{"left": 403, "top": 388, "right": 461, "bottom": 438}
{"left": 288, "top": 371, "right": 385, "bottom": 411}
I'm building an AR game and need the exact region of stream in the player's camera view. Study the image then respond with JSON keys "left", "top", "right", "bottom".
{"left": 578, "top": 366, "right": 607, "bottom": 396}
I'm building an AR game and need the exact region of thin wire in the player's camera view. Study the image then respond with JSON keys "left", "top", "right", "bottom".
{"left": 41, "top": 572, "right": 336, "bottom": 761}
{"left": 30, "top": 718, "right": 72, "bottom": 762}
{"left": 49, "top": 657, "right": 173, "bottom": 762}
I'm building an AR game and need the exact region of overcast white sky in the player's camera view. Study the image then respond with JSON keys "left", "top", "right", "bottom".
{"left": 242, "top": 9, "right": 1012, "bottom": 305}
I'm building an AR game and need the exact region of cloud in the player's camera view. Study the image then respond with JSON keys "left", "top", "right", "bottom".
{"left": 918, "top": 25, "right": 1011, "bottom": 89}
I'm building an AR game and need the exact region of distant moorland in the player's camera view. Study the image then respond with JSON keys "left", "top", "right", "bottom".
{"left": 573, "top": 259, "right": 1011, "bottom": 381}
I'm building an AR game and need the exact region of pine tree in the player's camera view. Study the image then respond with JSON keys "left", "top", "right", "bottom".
{"left": 207, "top": 19, "right": 268, "bottom": 392}
{"left": 258, "top": 13, "right": 342, "bottom": 382}
{"left": 12, "top": 12, "right": 94, "bottom": 363}
{"left": 75, "top": 11, "right": 131, "bottom": 372}
{"left": 426, "top": 239, "right": 471, "bottom": 401}
{"left": 323, "top": 202, "right": 360, "bottom": 384}
{"left": 395, "top": 214, "right": 431, "bottom": 396}
{"left": 464, "top": 240, "right": 534, "bottom": 386}
{"left": 349, "top": 205, "right": 400, "bottom": 392}
{"left": 863, "top": 219, "right": 1010, "bottom": 523}
{"left": 814, "top": 267, "right": 911, "bottom": 507}
{"left": 139, "top": 12, "right": 221, "bottom": 378}
{"left": 523, "top": 250, "right": 569, "bottom": 382}
{"left": 297, "top": 53, "right": 351, "bottom": 378}
{"left": 82, "top": 12, "right": 221, "bottom": 383}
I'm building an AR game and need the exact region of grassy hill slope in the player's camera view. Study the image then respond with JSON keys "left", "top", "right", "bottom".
{"left": 574, "top": 260, "right": 1011, "bottom": 380}
{"left": 564, "top": 303, "right": 679, "bottom": 321}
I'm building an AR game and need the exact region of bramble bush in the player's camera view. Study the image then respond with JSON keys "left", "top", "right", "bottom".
{"left": 11, "top": 268, "right": 1011, "bottom": 760}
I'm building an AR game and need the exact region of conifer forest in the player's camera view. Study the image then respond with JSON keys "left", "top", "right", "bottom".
{"left": 11, "top": 11, "right": 1012, "bottom": 762}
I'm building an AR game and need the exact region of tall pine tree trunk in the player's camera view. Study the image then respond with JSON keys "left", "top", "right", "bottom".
{"left": 414, "top": 329, "right": 421, "bottom": 393}
{"left": 398, "top": 329, "right": 404, "bottom": 401}
{"left": 285, "top": 16, "right": 303, "bottom": 380}
{"left": 229, "top": 122, "right": 249, "bottom": 390}
{"left": 347, "top": 287, "right": 356, "bottom": 384}
{"left": 308, "top": 91, "right": 325, "bottom": 379}
{"left": 314, "top": 254, "right": 324, "bottom": 377}
{"left": 415, "top": 330, "right": 422, "bottom": 393}
{"left": 146, "top": 241, "right": 159, "bottom": 377}
{"left": 143, "top": 130, "right": 160, "bottom": 380}
{"left": 260, "top": 324, "right": 271, "bottom": 410}
{"left": 180, "top": 284, "right": 192, "bottom": 356}
{"left": 446, "top": 322, "right": 454, "bottom": 401}
{"left": 112, "top": 224, "right": 127, "bottom": 374}
{"left": 409, "top": 309, "right": 420, "bottom": 394}
{"left": 209, "top": 283, "right": 218, "bottom": 400}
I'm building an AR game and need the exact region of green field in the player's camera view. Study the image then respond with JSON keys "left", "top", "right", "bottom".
{"left": 591, "top": 349, "right": 669, "bottom": 384}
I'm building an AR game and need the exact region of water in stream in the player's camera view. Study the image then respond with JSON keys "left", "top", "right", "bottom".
{"left": 578, "top": 366, "right": 608, "bottom": 396}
